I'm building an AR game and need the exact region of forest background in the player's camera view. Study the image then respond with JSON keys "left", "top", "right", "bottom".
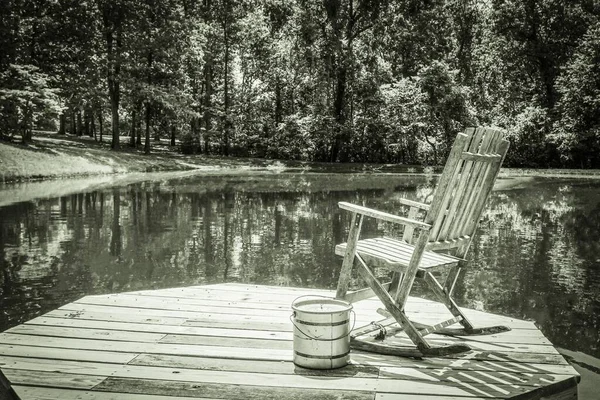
{"left": 1, "top": 0, "right": 599, "bottom": 169}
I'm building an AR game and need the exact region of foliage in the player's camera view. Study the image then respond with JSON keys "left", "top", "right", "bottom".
{"left": 504, "top": 106, "right": 557, "bottom": 168}
{"left": 1, "top": 0, "right": 599, "bottom": 167}
{"left": 551, "top": 21, "right": 600, "bottom": 168}
{"left": 0, "top": 64, "right": 61, "bottom": 142}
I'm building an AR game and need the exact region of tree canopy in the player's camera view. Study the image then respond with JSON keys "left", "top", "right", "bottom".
{"left": 1, "top": 0, "right": 599, "bottom": 168}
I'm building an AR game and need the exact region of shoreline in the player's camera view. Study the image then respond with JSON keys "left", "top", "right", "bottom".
{"left": 1, "top": 133, "right": 599, "bottom": 185}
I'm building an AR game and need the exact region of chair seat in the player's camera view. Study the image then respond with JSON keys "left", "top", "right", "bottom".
{"left": 335, "top": 237, "right": 460, "bottom": 271}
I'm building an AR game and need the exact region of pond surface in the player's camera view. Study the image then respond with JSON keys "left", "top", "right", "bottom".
{"left": 1, "top": 171, "right": 599, "bottom": 367}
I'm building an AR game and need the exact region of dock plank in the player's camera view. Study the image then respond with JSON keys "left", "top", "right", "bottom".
{"left": 0, "top": 344, "right": 138, "bottom": 364}
{"left": 131, "top": 353, "right": 578, "bottom": 376}
{"left": 1, "top": 369, "right": 106, "bottom": 389}
{"left": 95, "top": 377, "right": 374, "bottom": 400}
{"left": 93, "top": 373, "right": 550, "bottom": 398}
{"left": 6, "top": 325, "right": 167, "bottom": 343}
{"left": 26, "top": 316, "right": 293, "bottom": 340}
{"left": 12, "top": 386, "right": 219, "bottom": 400}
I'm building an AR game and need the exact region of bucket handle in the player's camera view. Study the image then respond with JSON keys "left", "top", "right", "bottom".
{"left": 290, "top": 309, "right": 356, "bottom": 341}
{"left": 292, "top": 294, "right": 345, "bottom": 303}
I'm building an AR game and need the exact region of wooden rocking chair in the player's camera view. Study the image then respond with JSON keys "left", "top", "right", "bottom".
{"left": 335, "top": 127, "right": 510, "bottom": 357}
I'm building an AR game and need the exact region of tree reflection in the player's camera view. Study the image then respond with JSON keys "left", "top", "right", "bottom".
{"left": 109, "top": 192, "right": 122, "bottom": 257}
{"left": 460, "top": 179, "right": 600, "bottom": 357}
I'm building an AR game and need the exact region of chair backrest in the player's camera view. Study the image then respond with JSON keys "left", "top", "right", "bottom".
{"left": 424, "top": 127, "right": 509, "bottom": 257}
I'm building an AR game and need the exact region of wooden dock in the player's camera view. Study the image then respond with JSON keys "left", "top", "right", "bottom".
{"left": 0, "top": 283, "right": 579, "bottom": 399}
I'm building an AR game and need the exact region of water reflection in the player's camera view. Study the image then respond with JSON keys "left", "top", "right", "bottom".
{"left": 0, "top": 174, "right": 599, "bottom": 361}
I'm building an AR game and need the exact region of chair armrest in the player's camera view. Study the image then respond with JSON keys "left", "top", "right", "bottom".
{"left": 398, "top": 198, "right": 430, "bottom": 211}
{"left": 338, "top": 202, "right": 431, "bottom": 230}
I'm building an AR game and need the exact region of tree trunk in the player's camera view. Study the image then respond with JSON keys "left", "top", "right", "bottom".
{"left": 144, "top": 46, "right": 153, "bottom": 153}
{"left": 22, "top": 103, "right": 32, "bottom": 143}
{"left": 453, "top": 0, "right": 475, "bottom": 84}
{"left": 102, "top": 3, "right": 122, "bottom": 150}
{"left": 58, "top": 112, "right": 66, "bottom": 135}
{"left": 136, "top": 115, "right": 142, "bottom": 146}
{"left": 22, "top": 128, "right": 32, "bottom": 143}
{"left": 145, "top": 103, "right": 151, "bottom": 154}
{"left": 130, "top": 108, "right": 137, "bottom": 147}
{"left": 98, "top": 110, "right": 104, "bottom": 142}
{"left": 191, "top": 117, "right": 201, "bottom": 153}
{"left": 91, "top": 112, "right": 97, "bottom": 141}
{"left": 223, "top": 24, "right": 230, "bottom": 156}
{"left": 424, "top": 133, "right": 438, "bottom": 165}
{"left": 85, "top": 109, "right": 91, "bottom": 137}
{"left": 110, "top": 94, "right": 119, "bottom": 149}
{"left": 71, "top": 111, "right": 76, "bottom": 135}
{"left": 275, "top": 76, "right": 282, "bottom": 125}
{"left": 203, "top": 55, "right": 213, "bottom": 154}
{"left": 77, "top": 110, "right": 82, "bottom": 136}
{"left": 171, "top": 123, "right": 176, "bottom": 146}
{"left": 330, "top": 65, "right": 347, "bottom": 162}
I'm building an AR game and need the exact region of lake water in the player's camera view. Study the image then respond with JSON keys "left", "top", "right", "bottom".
{"left": 1, "top": 171, "right": 599, "bottom": 393}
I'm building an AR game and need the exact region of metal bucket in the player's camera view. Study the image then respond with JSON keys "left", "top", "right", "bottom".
{"left": 291, "top": 296, "right": 354, "bottom": 369}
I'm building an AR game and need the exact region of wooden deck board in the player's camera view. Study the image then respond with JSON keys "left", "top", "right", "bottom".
{"left": 0, "top": 283, "right": 580, "bottom": 399}
{"left": 12, "top": 386, "right": 220, "bottom": 400}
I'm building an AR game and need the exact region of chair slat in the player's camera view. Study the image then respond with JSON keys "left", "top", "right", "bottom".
{"left": 401, "top": 206, "right": 420, "bottom": 242}
{"left": 452, "top": 131, "right": 506, "bottom": 241}
{"left": 463, "top": 139, "right": 510, "bottom": 235}
{"left": 435, "top": 128, "right": 485, "bottom": 241}
{"left": 425, "top": 236, "right": 470, "bottom": 251}
{"left": 446, "top": 129, "right": 502, "bottom": 245}
{"left": 448, "top": 162, "right": 489, "bottom": 239}
{"left": 453, "top": 163, "right": 493, "bottom": 239}
{"left": 427, "top": 130, "right": 474, "bottom": 239}
{"left": 461, "top": 152, "right": 502, "bottom": 162}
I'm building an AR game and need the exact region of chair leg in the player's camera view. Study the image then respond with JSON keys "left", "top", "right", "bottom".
{"left": 336, "top": 213, "right": 363, "bottom": 299}
{"left": 443, "top": 265, "right": 462, "bottom": 298}
{"left": 389, "top": 271, "right": 403, "bottom": 299}
{"left": 423, "top": 270, "right": 511, "bottom": 336}
{"left": 352, "top": 255, "right": 471, "bottom": 357}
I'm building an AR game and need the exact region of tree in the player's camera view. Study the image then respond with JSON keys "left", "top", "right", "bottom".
{"left": 552, "top": 21, "right": 600, "bottom": 168}
{"left": 49, "top": 0, "right": 105, "bottom": 141}
{"left": 97, "top": 0, "right": 126, "bottom": 150}
{"left": 0, "top": 64, "right": 60, "bottom": 142}
{"left": 447, "top": 0, "right": 479, "bottom": 85}
{"left": 418, "top": 61, "right": 474, "bottom": 163}
{"left": 321, "top": 0, "right": 390, "bottom": 162}
{"left": 490, "top": 0, "right": 590, "bottom": 109}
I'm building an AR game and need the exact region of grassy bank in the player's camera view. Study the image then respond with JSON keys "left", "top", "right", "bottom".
{"left": 1, "top": 132, "right": 599, "bottom": 184}
{"left": 0, "top": 133, "right": 282, "bottom": 183}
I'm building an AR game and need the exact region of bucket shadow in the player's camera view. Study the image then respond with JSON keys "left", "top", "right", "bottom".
{"left": 293, "top": 363, "right": 379, "bottom": 378}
